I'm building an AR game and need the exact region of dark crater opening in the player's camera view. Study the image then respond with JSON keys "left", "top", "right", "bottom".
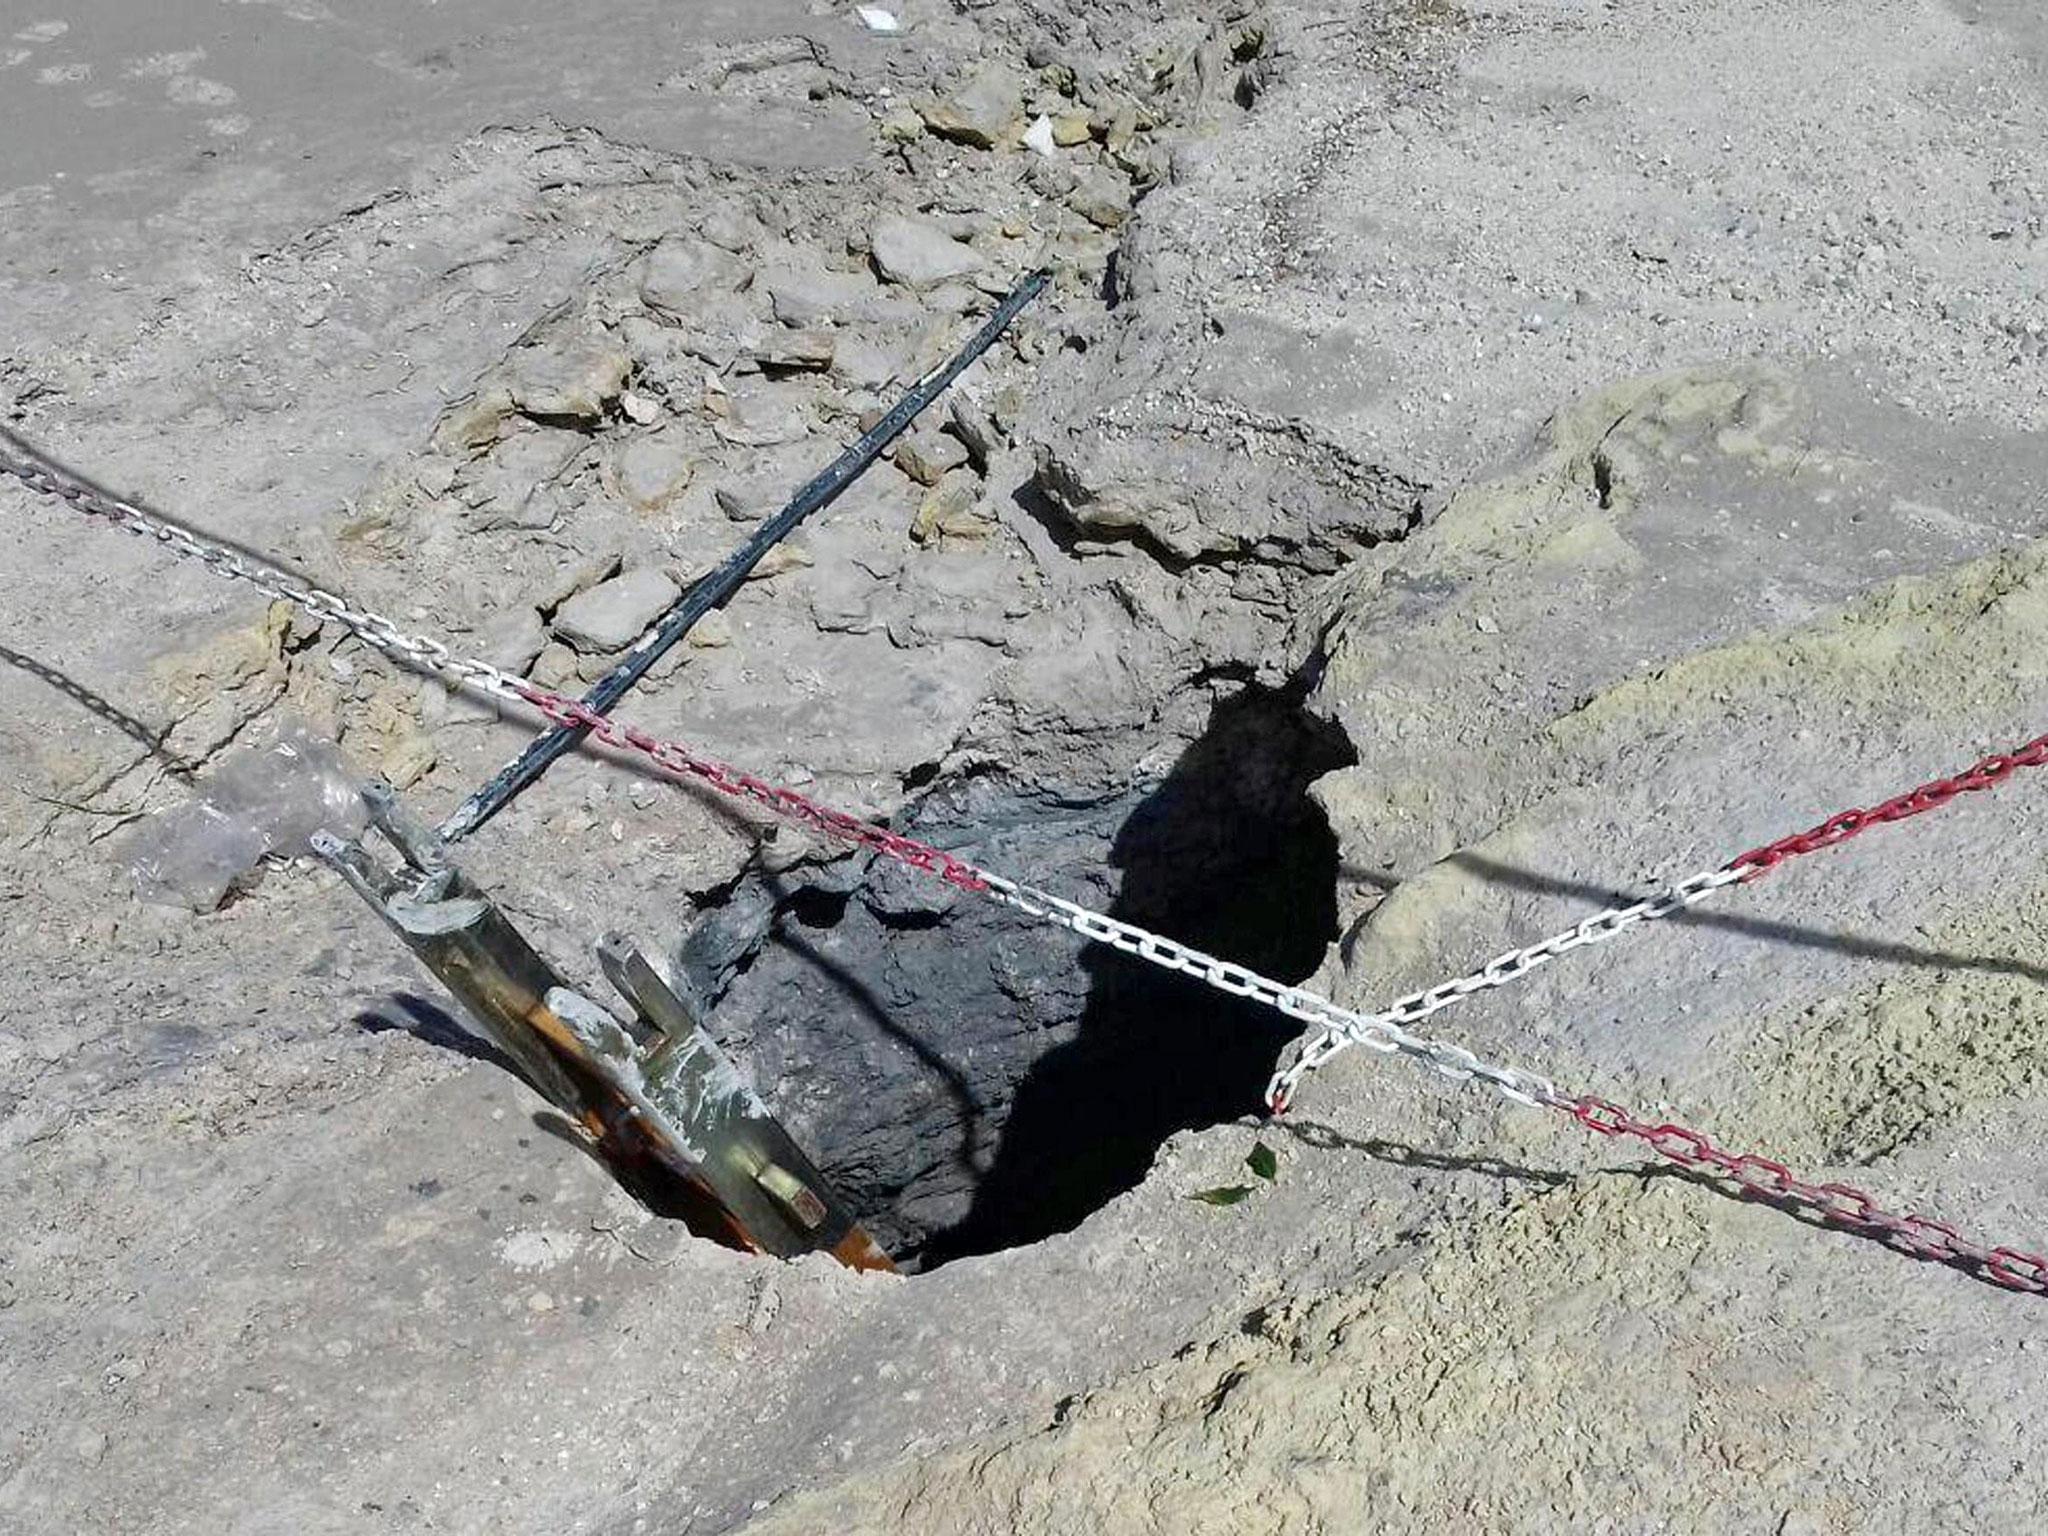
{"left": 674, "top": 681, "right": 1355, "bottom": 1268}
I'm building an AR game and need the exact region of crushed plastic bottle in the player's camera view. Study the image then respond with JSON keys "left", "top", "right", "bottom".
{"left": 117, "top": 719, "right": 368, "bottom": 912}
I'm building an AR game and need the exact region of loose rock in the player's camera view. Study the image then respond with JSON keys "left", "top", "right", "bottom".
{"left": 502, "top": 336, "right": 631, "bottom": 423}
{"left": 553, "top": 567, "right": 682, "bottom": 653}
{"left": 613, "top": 433, "right": 696, "bottom": 511}
{"left": 1067, "top": 167, "right": 1132, "bottom": 230}
{"left": 762, "top": 261, "right": 883, "bottom": 327}
{"left": 1052, "top": 110, "right": 1095, "bottom": 147}
{"left": 894, "top": 426, "right": 971, "bottom": 486}
{"left": 918, "top": 66, "right": 1025, "bottom": 150}
{"left": 754, "top": 329, "right": 836, "bottom": 372}
{"left": 912, "top": 469, "right": 995, "bottom": 545}
{"left": 713, "top": 386, "right": 809, "bottom": 447}
{"left": 640, "top": 237, "right": 750, "bottom": 316}
{"left": 870, "top": 213, "right": 985, "bottom": 288}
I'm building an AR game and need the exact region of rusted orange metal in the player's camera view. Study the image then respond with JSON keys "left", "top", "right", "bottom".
{"left": 314, "top": 781, "right": 896, "bottom": 1273}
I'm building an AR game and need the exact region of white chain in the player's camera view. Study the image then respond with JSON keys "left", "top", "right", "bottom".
{"left": 980, "top": 875, "right": 1564, "bottom": 1110}
{"left": 8, "top": 442, "right": 1666, "bottom": 1118}
{"left": 1263, "top": 865, "right": 1745, "bottom": 1107}
{"left": 2, "top": 442, "right": 528, "bottom": 704}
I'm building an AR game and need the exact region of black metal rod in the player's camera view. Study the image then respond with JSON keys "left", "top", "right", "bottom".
{"left": 439, "top": 266, "right": 1051, "bottom": 842}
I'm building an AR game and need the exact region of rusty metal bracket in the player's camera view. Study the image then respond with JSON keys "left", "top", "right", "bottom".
{"left": 313, "top": 781, "right": 895, "bottom": 1272}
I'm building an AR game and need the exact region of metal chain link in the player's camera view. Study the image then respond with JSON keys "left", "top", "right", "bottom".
{"left": 1267, "top": 865, "right": 1746, "bottom": 1109}
{"left": 0, "top": 439, "right": 520, "bottom": 701}
{"left": 1732, "top": 732, "right": 2048, "bottom": 874}
{"left": 12, "top": 437, "right": 2048, "bottom": 1294}
{"left": 1562, "top": 1094, "right": 2048, "bottom": 1294}
{"left": 1, "top": 441, "right": 1565, "bottom": 1114}
{"left": 981, "top": 875, "right": 1561, "bottom": 1111}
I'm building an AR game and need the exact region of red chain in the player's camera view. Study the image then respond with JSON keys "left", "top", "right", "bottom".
{"left": 512, "top": 682, "right": 991, "bottom": 893}
{"left": 521, "top": 670, "right": 2048, "bottom": 1295}
{"left": 1563, "top": 1095, "right": 2048, "bottom": 1293}
{"left": 1731, "top": 731, "right": 2048, "bottom": 878}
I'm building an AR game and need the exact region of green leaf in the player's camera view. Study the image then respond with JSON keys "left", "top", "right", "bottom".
{"left": 1187, "top": 1184, "right": 1255, "bottom": 1207}
{"left": 1246, "top": 1142, "right": 1278, "bottom": 1181}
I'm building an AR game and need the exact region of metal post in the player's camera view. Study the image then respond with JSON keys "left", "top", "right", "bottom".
{"left": 316, "top": 782, "right": 895, "bottom": 1271}
{"left": 439, "top": 267, "right": 1052, "bottom": 843}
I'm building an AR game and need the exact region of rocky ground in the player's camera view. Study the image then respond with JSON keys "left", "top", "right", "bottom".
{"left": 2, "top": 1, "right": 2045, "bottom": 1531}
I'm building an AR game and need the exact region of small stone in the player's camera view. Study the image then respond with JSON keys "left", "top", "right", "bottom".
{"left": 381, "top": 734, "right": 437, "bottom": 790}
{"left": 432, "top": 385, "right": 516, "bottom": 454}
{"left": 893, "top": 426, "right": 970, "bottom": 486}
{"left": 72, "top": 1428, "right": 109, "bottom": 1466}
{"left": 870, "top": 213, "right": 985, "bottom": 288}
{"left": 619, "top": 390, "right": 661, "bottom": 425}
{"left": 947, "top": 396, "right": 1003, "bottom": 468}
{"left": 714, "top": 473, "right": 784, "bottom": 523}
{"left": 1023, "top": 114, "right": 1058, "bottom": 159}
{"left": 754, "top": 329, "right": 835, "bottom": 372}
{"left": 538, "top": 549, "right": 624, "bottom": 614}
{"left": 1051, "top": 110, "right": 1094, "bottom": 147}
{"left": 640, "top": 237, "right": 749, "bottom": 316}
{"left": 919, "top": 66, "right": 1025, "bottom": 149}
{"left": 714, "top": 387, "right": 808, "bottom": 447}
{"left": 878, "top": 107, "right": 924, "bottom": 143}
{"left": 762, "top": 262, "right": 881, "bottom": 327}
{"left": 917, "top": 282, "right": 982, "bottom": 316}
{"left": 1067, "top": 167, "right": 1131, "bottom": 230}
{"left": 414, "top": 458, "right": 459, "bottom": 497}
{"left": 831, "top": 335, "right": 907, "bottom": 391}
{"left": 1105, "top": 103, "right": 1141, "bottom": 155}
{"left": 529, "top": 642, "right": 580, "bottom": 690}
{"left": 503, "top": 336, "right": 631, "bottom": 423}
{"left": 699, "top": 200, "right": 762, "bottom": 253}
{"left": 527, "top": 1290, "right": 555, "bottom": 1314}
{"left": 912, "top": 469, "right": 995, "bottom": 545}
{"left": 458, "top": 427, "right": 583, "bottom": 533}
{"left": 614, "top": 434, "right": 695, "bottom": 511}
{"left": 689, "top": 611, "right": 734, "bottom": 648}
{"left": 554, "top": 568, "right": 682, "bottom": 653}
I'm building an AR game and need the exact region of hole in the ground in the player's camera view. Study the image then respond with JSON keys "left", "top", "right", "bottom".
{"left": 678, "top": 678, "right": 1355, "bottom": 1269}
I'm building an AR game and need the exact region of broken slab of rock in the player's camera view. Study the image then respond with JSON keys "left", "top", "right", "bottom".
{"left": 753, "top": 329, "right": 836, "bottom": 372}
{"left": 612, "top": 432, "right": 696, "bottom": 511}
{"left": 870, "top": 212, "right": 985, "bottom": 288}
{"left": 431, "top": 384, "right": 518, "bottom": 454}
{"left": 457, "top": 427, "right": 585, "bottom": 533}
{"left": 552, "top": 567, "right": 681, "bottom": 653}
{"left": 711, "top": 442, "right": 822, "bottom": 522}
{"left": 761, "top": 259, "right": 886, "bottom": 327}
{"left": 639, "top": 236, "right": 751, "bottom": 316}
{"left": 918, "top": 65, "right": 1026, "bottom": 149}
{"left": 479, "top": 604, "right": 548, "bottom": 674}
{"left": 831, "top": 334, "right": 909, "bottom": 391}
{"left": 713, "top": 385, "right": 810, "bottom": 447}
{"left": 1052, "top": 109, "right": 1094, "bottom": 146}
{"left": 502, "top": 335, "right": 632, "bottom": 423}
{"left": 1067, "top": 167, "right": 1133, "bottom": 230}
{"left": 1032, "top": 405, "right": 1421, "bottom": 565}
{"left": 912, "top": 468, "right": 995, "bottom": 545}
{"left": 893, "top": 425, "right": 971, "bottom": 486}
{"left": 947, "top": 395, "right": 1004, "bottom": 468}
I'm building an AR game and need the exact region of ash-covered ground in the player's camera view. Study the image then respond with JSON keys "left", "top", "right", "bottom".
{"left": 3, "top": 2, "right": 2047, "bottom": 1532}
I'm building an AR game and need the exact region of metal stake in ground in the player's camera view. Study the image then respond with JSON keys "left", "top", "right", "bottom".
{"left": 437, "top": 266, "right": 1053, "bottom": 843}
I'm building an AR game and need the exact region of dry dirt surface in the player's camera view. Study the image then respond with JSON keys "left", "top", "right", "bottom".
{"left": 3, "top": 1, "right": 2046, "bottom": 1533}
